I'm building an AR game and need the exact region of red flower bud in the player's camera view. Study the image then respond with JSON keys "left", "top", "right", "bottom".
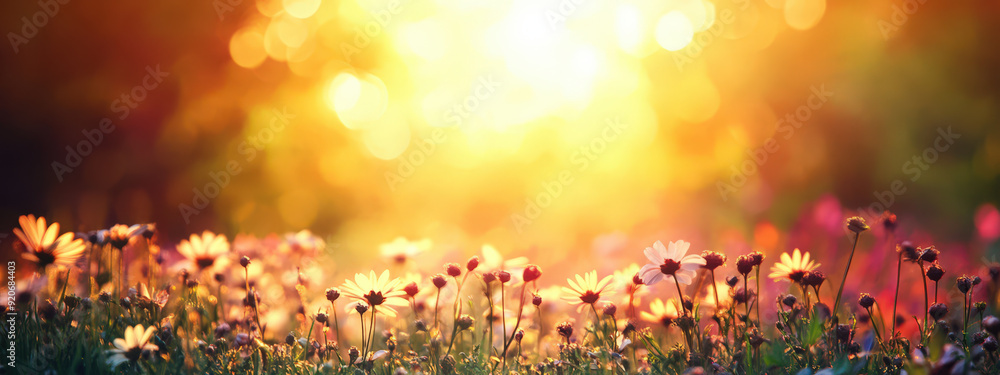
{"left": 522, "top": 265, "right": 542, "bottom": 283}
{"left": 432, "top": 274, "right": 448, "bottom": 289}
{"left": 404, "top": 282, "right": 419, "bottom": 297}
{"left": 445, "top": 263, "right": 462, "bottom": 277}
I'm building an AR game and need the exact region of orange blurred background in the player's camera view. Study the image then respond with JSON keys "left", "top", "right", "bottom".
{"left": 1, "top": 0, "right": 999, "bottom": 276}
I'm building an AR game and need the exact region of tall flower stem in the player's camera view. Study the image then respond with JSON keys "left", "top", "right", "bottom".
{"left": 445, "top": 323, "right": 460, "bottom": 356}
{"left": 322, "top": 319, "right": 330, "bottom": 361}
{"left": 755, "top": 267, "right": 762, "bottom": 325}
{"left": 800, "top": 284, "right": 812, "bottom": 320}
{"left": 359, "top": 311, "right": 368, "bottom": 359}
{"left": 832, "top": 232, "right": 861, "bottom": 324}
{"left": 963, "top": 291, "right": 970, "bottom": 349}
{"left": 743, "top": 276, "right": 751, "bottom": 328}
{"left": 919, "top": 260, "right": 929, "bottom": 338}
{"left": 500, "top": 283, "right": 529, "bottom": 372}
{"left": 890, "top": 252, "right": 902, "bottom": 341}
{"left": 434, "top": 289, "right": 442, "bottom": 331}
{"left": 674, "top": 277, "right": 693, "bottom": 353}
{"left": 710, "top": 270, "right": 721, "bottom": 315}
{"left": 331, "top": 303, "right": 341, "bottom": 346}
{"left": 628, "top": 288, "right": 637, "bottom": 320}
{"left": 866, "top": 306, "right": 885, "bottom": 352}
{"left": 500, "top": 283, "right": 507, "bottom": 357}
{"left": 453, "top": 273, "right": 469, "bottom": 317}
{"left": 590, "top": 304, "right": 604, "bottom": 348}
{"left": 300, "top": 318, "right": 316, "bottom": 361}
{"left": 535, "top": 306, "right": 544, "bottom": 356}
{"left": 366, "top": 306, "right": 378, "bottom": 365}
{"left": 485, "top": 283, "right": 494, "bottom": 356}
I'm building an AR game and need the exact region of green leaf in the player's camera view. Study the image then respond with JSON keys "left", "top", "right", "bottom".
{"left": 803, "top": 317, "right": 824, "bottom": 346}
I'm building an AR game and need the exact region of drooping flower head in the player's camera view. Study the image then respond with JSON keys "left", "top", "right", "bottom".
{"left": 560, "top": 271, "right": 613, "bottom": 307}
{"left": 341, "top": 270, "right": 407, "bottom": 317}
{"left": 106, "top": 324, "right": 158, "bottom": 368}
{"left": 13, "top": 215, "right": 86, "bottom": 270}
{"left": 926, "top": 264, "right": 945, "bottom": 282}
{"left": 177, "top": 231, "right": 230, "bottom": 271}
{"left": 769, "top": 249, "right": 820, "bottom": 283}
{"left": 918, "top": 246, "right": 940, "bottom": 263}
{"left": 638, "top": 240, "right": 706, "bottom": 286}
{"left": 897, "top": 241, "right": 919, "bottom": 262}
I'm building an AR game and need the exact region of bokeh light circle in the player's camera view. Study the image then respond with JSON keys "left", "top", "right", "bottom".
{"left": 282, "top": 0, "right": 321, "bottom": 19}
{"left": 655, "top": 11, "right": 695, "bottom": 51}
{"left": 229, "top": 28, "right": 267, "bottom": 68}
{"left": 784, "top": 0, "right": 826, "bottom": 30}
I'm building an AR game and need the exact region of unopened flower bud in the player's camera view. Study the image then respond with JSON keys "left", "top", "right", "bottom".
{"left": 522, "top": 265, "right": 542, "bottom": 283}
{"left": 929, "top": 303, "right": 949, "bottom": 320}
{"left": 957, "top": 276, "right": 973, "bottom": 294}
{"left": 782, "top": 295, "right": 797, "bottom": 308}
{"left": 432, "top": 274, "right": 447, "bottom": 289}
{"left": 482, "top": 272, "right": 496, "bottom": 283}
{"left": 846, "top": 216, "right": 869, "bottom": 234}
{"left": 456, "top": 315, "right": 474, "bottom": 331}
{"left": 603, "top": 303, "right": 617, "bottom": 317}
{"left": 404, "top": 282, "right": 419, "bottom": 297}
{"left": 445, "top": 263, "right": 462, "bottom": 277}
{"left": 726, "top": 276, "right": 739, "bottom": 288}
{"left": 701, "top": 251, "right": 726, "bottom": 271}
{"left": 355, "top": 303, "right": 369, "bottom": 314}
{"left": 926, "top": 264, "right": 944, "bottom": 282}
{"left": 983, "top": 315, "right": 1000, "bottom": 336}
{"left": 985, "top": 336, "right": 999, "bottom": 352}
{"left": 858, "top": 293, "right": 875, "bottom": 309}
{"left": 466, "top": 256, "right": 480, "bottom": 272}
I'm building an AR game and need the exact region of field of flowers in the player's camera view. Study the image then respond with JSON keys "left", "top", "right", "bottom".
{"left": 4, "top": 211, "right": 999, "bottom": 375}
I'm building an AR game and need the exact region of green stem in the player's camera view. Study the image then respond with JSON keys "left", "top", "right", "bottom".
{"left": 485, "top": 284, "right": 494, "bottom": 358}
{"left": 919, "top": 261, "right": 929, "bottom": 341}
{"left": 434, "top": 289, "right": 442, "bottom": 332}
{"left": 832, "top": 232, "right": 861, "bottom": 324}
{"left": 755, "top": 267, "right": 762, "bottom": 326}
{"left": 674, "top": 276, "right": 693, "bottom": 353}
{"left": 332, "top": 304, "right": 341, "bottom": 347}
{"left": 500, "top": 283, "right": 528, "bottom": 371}
{"left": 366, "top": 306, "right": 377, "bottom": 364}
{"left": 890, "top": 252, "right": 902, "bottom": 343}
